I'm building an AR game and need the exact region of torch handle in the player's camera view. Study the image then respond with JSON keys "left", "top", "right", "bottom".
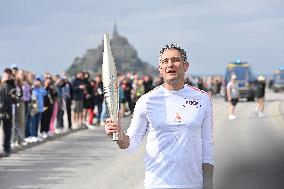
{"left": 112, "top": 132, "right": 118, "bottom": 141}
{"left": 112, "top": 110, "right": 119, "bottom": 141}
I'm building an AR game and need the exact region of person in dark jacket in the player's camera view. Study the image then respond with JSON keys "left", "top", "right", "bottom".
{"left": 123, "top": 77, "right": 134, "bottom": 114}
{"left": 40, "top": 76, "right": 56, "bottom": 137}
{"left": 54, "top": 75, "right": 65, "bottom": 132}
{"left": 197, "top": 77, "right": 205, "bottom": 91}
{"left": 94, "top": 74, "right": 104, "bottom": 125}
{"left": 82, "top": 72, "right": 93, "bottom": 127}
{"left": 71, "top": 71, "right": 85, "bottom": 128}
{"left": 143, "top": 75, "right": 153, "bottom": 94}
{"left": 0, "top": 68, "right": 17, "bottom": 157}
{"left": 255, "top": 76, "right": 266, "bottom": 117}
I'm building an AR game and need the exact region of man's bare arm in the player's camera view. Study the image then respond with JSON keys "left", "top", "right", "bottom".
{"left": 116, "top": 131, "right": 130, "bottom": 149}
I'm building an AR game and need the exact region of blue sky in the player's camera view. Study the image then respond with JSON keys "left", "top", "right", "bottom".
{"left": 0, "top": 0, "right": 283, "bottom": 76}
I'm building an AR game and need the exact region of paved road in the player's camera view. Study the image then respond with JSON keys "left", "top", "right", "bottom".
{"left": 0, "top": 91, "right": 284, "bottom": 189}
{"left": 0, "top": 118, "right": 145, "bottom": 189}
{"left": 214, "top": 91, "right": 284, "bottom": 189}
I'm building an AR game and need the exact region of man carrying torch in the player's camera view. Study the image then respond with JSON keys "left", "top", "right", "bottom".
{"left": 104, "top": 42, "right": 214, "bottom": 189}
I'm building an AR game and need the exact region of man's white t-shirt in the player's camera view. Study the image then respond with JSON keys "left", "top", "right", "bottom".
{"left": 226, "top": 81, "right": 239, "bottom": 99}
{"left": 126, "top": 85, "right": 214, "bottom": 189}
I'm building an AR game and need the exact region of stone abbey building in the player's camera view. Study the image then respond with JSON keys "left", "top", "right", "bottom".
{"left": 67, "top": 25, "right": 158, "bottom": 77}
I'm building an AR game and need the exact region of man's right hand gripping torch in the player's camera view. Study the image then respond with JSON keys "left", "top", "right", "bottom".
{"left": 102, "top": 33, "right": 119, "bottom": 141}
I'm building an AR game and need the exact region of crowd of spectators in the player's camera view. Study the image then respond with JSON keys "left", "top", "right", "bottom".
{"left": 0, "top": 64, "right": 224, "bottom": 157}
{"left": 0, "top": 65, "right": 106, "bottom": 157}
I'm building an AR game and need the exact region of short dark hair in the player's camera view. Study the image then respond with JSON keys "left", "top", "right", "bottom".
{"left": 3, "top": 68, "right": 13, "bottom": 75}
{"left": 159, "top": 44, "right": 188, "bottom": 63}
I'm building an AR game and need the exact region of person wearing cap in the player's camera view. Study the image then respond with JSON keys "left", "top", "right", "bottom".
{"left": 28, "top": 75, "right": 47, "bottom": 142}
{"left": 105, "top": 44, "right": 214, "bottom": 189}
{"left": 255, "top": 76, "right": 266, "bottom": 117}
{"left": 226, "top": 74, "right": 239, "bottom": 120}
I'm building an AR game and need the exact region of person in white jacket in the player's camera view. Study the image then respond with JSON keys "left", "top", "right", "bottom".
{"left": 105, "top": 44, "right": 214, "bottom": 189}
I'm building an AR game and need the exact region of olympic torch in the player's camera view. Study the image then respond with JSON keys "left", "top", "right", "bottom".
{"left": 102, "top": 33, "right": 119, "bottom": 141}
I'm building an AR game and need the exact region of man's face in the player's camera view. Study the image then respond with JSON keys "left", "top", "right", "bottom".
{"left": 159, "top": 49, "right": 189, "bottom": 84}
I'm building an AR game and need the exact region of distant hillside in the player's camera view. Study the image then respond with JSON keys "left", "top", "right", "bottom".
{"left": 66, "top": 26, "right": 158, "bottom": 77}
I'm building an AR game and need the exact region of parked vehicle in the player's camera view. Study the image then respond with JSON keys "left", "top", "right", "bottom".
{"left": 224, "top": 58, "right": 255, "bottom": 101}
{"left": 271, "top": 67, "right": 284, "bottom": 92}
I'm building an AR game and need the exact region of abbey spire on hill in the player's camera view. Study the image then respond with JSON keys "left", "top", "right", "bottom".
{"left": 66, "top": 25, "right": 158, "bottom": 77}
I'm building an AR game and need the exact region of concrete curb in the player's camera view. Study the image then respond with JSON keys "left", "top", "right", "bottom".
{"left": 0, "top": 126, "right": 89, "bottom": 159}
